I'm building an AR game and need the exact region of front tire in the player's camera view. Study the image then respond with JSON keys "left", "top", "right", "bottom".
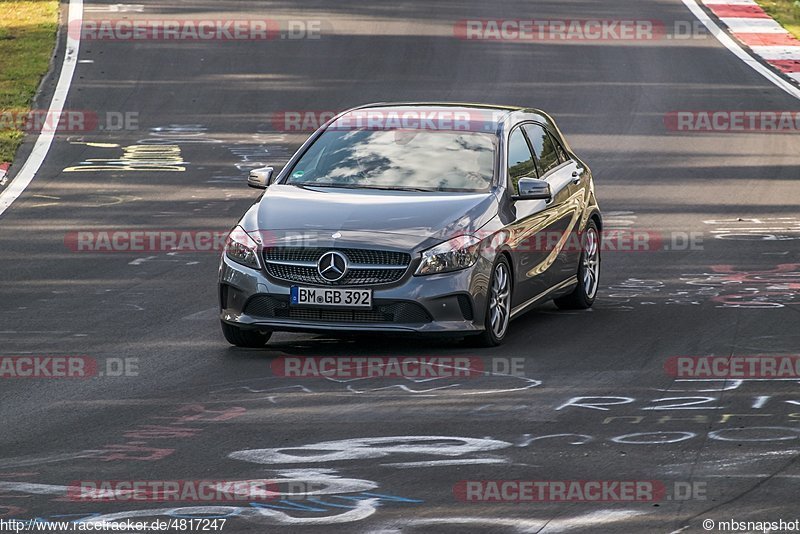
{"left": 472, "top": 255, "right": 512, "bottom": 347}
{"left": 554, "top": 220, "right": 600, "bottom": 310}
{"left": 221, "top": 321, "right": 272, "bottom": 347}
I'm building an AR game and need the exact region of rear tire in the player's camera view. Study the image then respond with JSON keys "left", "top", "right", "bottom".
{"left": 554, "top": 220, "right": 600, "bottom": 310}
{"left": 221, "top": 321, "right": 272, "bottom": 347}
{"left": 472, "top": 255, "right": 512, "bottom": 347}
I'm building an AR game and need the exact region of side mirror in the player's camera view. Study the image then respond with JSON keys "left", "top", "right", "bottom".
{"left": 512, "top": 177, "right": 551, "bottom": 201}
{"left": 248, "top": 166, "right": 274, "bottom": 189}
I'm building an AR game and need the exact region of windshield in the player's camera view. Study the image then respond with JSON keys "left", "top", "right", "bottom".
{"left": 284, "top": 128, "right": 497, "bottom": 192}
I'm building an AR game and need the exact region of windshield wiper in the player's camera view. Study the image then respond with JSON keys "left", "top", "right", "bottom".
{"left": 356, "top": 185, "right": 439, "bottom": 192}
{"left": 295, "top": 183, "right": 439, "bottom": 192}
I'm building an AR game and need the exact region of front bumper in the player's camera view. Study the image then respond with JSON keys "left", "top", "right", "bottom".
{"left": 218, "top": 253, "right": 492, "bottom": 334}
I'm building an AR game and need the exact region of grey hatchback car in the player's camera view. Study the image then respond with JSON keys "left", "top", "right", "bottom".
{"left": 219, "top": 103, "right": 601, "bottom": 347}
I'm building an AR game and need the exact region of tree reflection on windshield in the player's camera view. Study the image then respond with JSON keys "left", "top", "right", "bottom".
{"left": 286, "top": 129, "right": 496, "bottom": 192}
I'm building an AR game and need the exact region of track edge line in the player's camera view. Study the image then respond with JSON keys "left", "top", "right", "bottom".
{"left": 681, "top": 0, "right": 800, "bottom": 101}
{"left": 0, "top": 0, "right": 83, "bottom": 218}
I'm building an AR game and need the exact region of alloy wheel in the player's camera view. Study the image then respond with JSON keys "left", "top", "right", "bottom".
{"left": 582, "top": 227, "right": 600, "bottom": 299}
{"left": 489, "top": 262, "right": 511, "bottom": 339}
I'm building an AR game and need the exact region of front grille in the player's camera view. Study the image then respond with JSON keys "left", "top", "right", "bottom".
{"left": 262, "top": 247, "right": 411, "bottom": 286}
{"left": 265, "top": 264, "right": 405, "bottom": 286}
{"left": 265, "top": 247, "right": 409, "bottom": 266}
{"left": 243, "top": 295, "right": 432, "bottom": 324}
{"left": 284, "top": 308, "right": 391, "bottom": 323}
{"left": 242, "top": 294, "right": 285, "bottom": 317}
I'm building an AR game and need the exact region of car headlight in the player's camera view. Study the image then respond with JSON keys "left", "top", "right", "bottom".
{"left": 415, "top": 235, "right": 482, "bottom": 276}
{"left": 225, "top": 226, "right": 261, "bottom": 269}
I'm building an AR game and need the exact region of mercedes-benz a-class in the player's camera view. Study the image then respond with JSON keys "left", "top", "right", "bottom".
{"left": 219, "top": 103, "right": 602, "bottom": 346}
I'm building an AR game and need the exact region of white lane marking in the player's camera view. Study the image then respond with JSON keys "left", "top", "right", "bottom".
{"left": 0, "top": 0, "right": 82, "bottom": 218}
{"left": 719, "top": 17, "right": 788, "bottom": 33}
{"left": 681, "top": 0, "right": 800, "bottom": 101}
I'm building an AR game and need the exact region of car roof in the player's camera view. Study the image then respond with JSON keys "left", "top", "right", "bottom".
{"left": 353, "top": 102, "right": 522, "bottom": 113}
{"left": 332, "top": 102, "right": 555, "bottom": 135}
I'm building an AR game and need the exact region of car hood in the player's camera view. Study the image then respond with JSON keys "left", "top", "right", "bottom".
{"left": 239, "top": 184, "right": 498, "bottom": 251}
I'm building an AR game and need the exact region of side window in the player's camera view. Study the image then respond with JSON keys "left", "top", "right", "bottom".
{"left": 507, "top": 127, "right": 537, "bottom": 192}
{"left": 551, "top": 133, "right": 569, "bottom": 163}
{"left": 524, "top": 124, "right": 560, "bottom": 176}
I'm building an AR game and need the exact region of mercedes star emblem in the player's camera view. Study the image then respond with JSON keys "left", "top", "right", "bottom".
{"left": 317, "top": 251, "right": 348, "bottom": 282}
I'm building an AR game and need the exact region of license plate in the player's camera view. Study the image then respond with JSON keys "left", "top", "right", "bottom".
{"left": 290, "top": 286, "right": 372, "bottom": 308}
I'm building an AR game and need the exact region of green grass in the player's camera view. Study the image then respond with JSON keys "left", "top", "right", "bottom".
{"left": 0, "top": 0, "right": 59, "bottom": 162}
{"left": 755, "top": 0, "right": 800, "bottom": 39}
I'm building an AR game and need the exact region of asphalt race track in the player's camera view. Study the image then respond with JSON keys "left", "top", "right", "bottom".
{"left": 1, "top": 0, "right": 800, "bottom": 532}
